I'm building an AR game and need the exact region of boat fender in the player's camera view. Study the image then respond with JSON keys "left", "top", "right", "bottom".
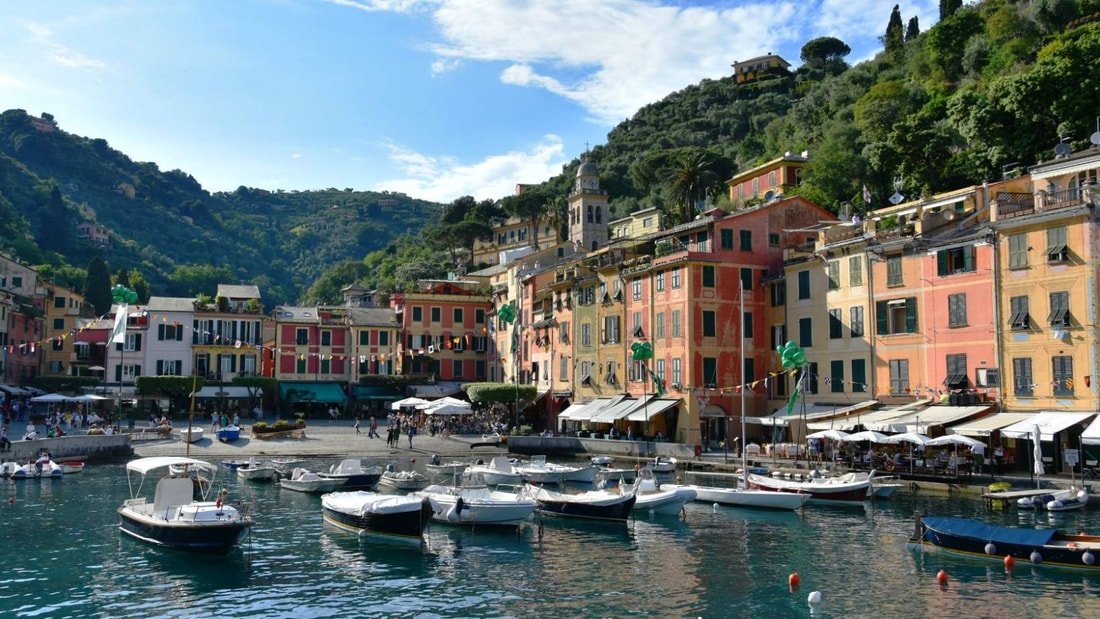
{"left": 1003, "top": 555, "right": 1015, "bottom": 570}
{"left": 1083, "top": 551, "right": 1095, "bottom": 566}
{"left": 984, "top": 543, "right": 997, "bottom": 555}
{"left": 455, "top": 496, "right": 466, "bottom": 512}
{"left": 1030, "top": 550, "right": 1042, "bottom": 564}
{"left": 807, "top": 591, "right": 822, "bottom": 605}
{"left": 1048, "top": 500, "right": 1064, "bottom": 510}
{"left": 445, "top": 503, "right": 460, "bottom": 523}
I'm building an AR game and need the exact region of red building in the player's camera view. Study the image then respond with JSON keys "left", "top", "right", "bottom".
{"left": 391, "top": 279, "right": 491, "bottom": 384}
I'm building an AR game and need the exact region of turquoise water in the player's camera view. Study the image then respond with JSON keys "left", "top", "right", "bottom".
{"left": 2, "top": 461, "right": 1099, "bottom": 618}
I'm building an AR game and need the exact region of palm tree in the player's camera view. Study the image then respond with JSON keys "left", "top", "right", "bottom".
{"left": 659, "top": 148, "right": 728, "bottom": 225}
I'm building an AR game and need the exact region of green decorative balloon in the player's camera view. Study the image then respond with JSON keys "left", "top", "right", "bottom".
{"left": 111, "top": 284, "right": 138, "bottom": 305}
{"left": 630, "top": 341, "right": 653, "bottom": 361}
{"left": 497, "top": 303, "right": 516, "bottom": 323}
{"left": 778, "top": 340, "right": 807, "bottom": 369}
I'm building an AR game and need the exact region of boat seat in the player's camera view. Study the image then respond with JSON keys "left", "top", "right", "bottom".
{"left": 153, "top": 477, "right": 195, "bottom": 513}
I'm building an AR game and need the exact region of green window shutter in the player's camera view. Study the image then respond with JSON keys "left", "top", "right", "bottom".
{"left": 876, "top": 301, "right": 888, "bottom": 335}
{"left": 158, "top": 324, "right": 165, "bottom": 339}
{"left": 852, "top": 359, "right": 866, "bottom": 392}
{"left": 963, "top": 246, "right": 974, "bottom": 271}
{"left": 831, "top": 360, "right": 844, "bottom": 392}
{"left": 904, "top": 297, "right": 918, "bottom": 333}
{"left": 936, "top": 251, "right": 947, "bottom": 276}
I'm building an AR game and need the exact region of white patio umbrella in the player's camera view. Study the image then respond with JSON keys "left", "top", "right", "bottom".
{"left": 925, "top": 434, "right": 984, "bottom": 476}
{"left": 806, "top": 429, "right": 850, "bottom": 441}
{"left": 415, "top": 396, "right": 467, "bottom": 410}
{"left": 391, "top": 397, "right": 430, "bottom": 411}
{"left": 846, "top": 430, "right": 890, "bottom": 443}
{"left": 883, "top": 432, "right": 930, "bottom": 474}
{"left": 30, "top": 393, "right": 69, "bottom": 403}
{"left": 1032, "top": 425, "right": 1044, "bottom": 487}
{"left": 422, "top": 403, "right": 474, "bottom": 417}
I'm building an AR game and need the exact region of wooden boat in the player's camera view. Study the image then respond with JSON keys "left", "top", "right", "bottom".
{"left": 179, "top": 427, "right": 204, "bottom": 443}
{"left": 526, "top": 484, "right": 636, "bottom": 523}
{"left": 413, "top": 474, "right": 537, "bottom": 527}
{"left": 59, "top": 461, "right": 85, "bottom": 474}
{"left": 117, "top": 456, "right": 253, "bottom": 554}
{"left": 321, "top": 491, "right": 432, "bottom": 542}
{"left": 216, "top": 425, "right": 241, "bottom": 442}
{"left": 280, "top": 468, "right": 345, "bottom": 493}
{"left": 746, "top": 470, "right": 873, "bottom": 505}
{"left": 907, "top": 514, "right": 1100, "bottom": 571}
{"left": 377, "top": 466, "right": 430, "bottom": 492}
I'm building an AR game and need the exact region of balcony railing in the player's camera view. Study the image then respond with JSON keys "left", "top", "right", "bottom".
{"left": 1040, "top": 187, "right": 1089, "bottom": 211}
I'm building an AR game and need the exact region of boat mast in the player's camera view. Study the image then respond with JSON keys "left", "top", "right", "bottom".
{"left": 186, "top": 374, "right": 197, "bottom": 458}
{"left": 740, "top": 280, "right": 747, "bottom": 484}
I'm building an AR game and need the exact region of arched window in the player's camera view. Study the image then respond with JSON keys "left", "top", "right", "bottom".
{"left": 595, "top": 206, "right": 602, "bottom": 223}
{"left": 587, "top": 205, "right": 593, "bottom": 223}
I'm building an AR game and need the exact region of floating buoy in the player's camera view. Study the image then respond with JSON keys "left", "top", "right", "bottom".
{"left": 1030, "top": 550, "right": 1042, "bottom": 564}
{"left": 6, "top": 496, "right": 13, "bottom": 505}
{"left": 984, "top": 543, "right": 997, "bottom": 555}
{"left": 807, "top": 591, "right": 821, "bottom": 605}
{"left": 713, "top": 503, "right": 719, "bottom": 512}
{"left": 1083, "top": 551, "right": 1095, "bottom": 566}
{"left": 1004, "top": 555, "right": 1015, "bottom": 569}
{"left": 788, "top": 571, "right": 801, "bottom": 590}
{"left": 936, "top": 569, "right": 949, "bottom": 585}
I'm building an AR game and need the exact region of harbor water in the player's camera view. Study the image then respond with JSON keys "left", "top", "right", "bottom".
{"left": 2, "top": 462, "right": 1099, "bottom": 618}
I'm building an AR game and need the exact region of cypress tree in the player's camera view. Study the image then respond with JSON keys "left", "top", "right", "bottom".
{"left": 885, "top": 5, "right": 905, "bottom": 62}
{"left": 906, "top": 16, "right": 920, "bottom": 41}
{"left": 84, "top": 256, "right": 112, "bottom": 316}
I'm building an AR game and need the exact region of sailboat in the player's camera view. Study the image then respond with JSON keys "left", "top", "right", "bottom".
{"left": 666, "top": 281, "right": 810, "bottom": 511}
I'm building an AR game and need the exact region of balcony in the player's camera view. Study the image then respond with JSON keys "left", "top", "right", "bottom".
{"left": 654, "top": 239, "right": 711, "bottom": 258}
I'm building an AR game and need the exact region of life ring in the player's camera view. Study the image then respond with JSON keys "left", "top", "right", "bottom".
{"left": 885, "top": 459, "right": 896, "bottom": 472}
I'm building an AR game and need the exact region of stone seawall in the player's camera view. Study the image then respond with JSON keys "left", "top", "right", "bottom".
{"left": 5, "top": 435, "right": 132, "bottom": 463}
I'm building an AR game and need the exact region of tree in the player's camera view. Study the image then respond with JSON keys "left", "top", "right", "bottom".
{"left": 885, "top": 5, "right": 905, "bottom": 62}
{"left": 906, "top": 16, "right": 920, "bottom": 41}
{"left": 127, "top": 269, "right": 150, "bottom": 302}
{"left": 84, "top": 255, "right": 112, "bottom": 316}
{"left": 500, "top": 186, "right": 549, "bottom": 249}
{"left": 800, "top": 37, "right": 851, "bottom": 70}
{"left": 940, "top": 0, "right": 962, "bottom": 20}
{"left": 37, "top": 181, "right": 72, "bottom": 253}
{"left": 658, "top": 148, "right": 731, "bottom": 224}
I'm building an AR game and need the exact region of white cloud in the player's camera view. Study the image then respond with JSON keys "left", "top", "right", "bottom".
{"left": 323, "top": 0, "right": 432, "bottom": 14}
{"left": 376, "top": 135, "right": 568, "bottom": 203}
{"left": 430, "top": 57, "right": 462, "bottom": 76}
{"left": 50, "top": 45, "right": 107, "bottom": 69}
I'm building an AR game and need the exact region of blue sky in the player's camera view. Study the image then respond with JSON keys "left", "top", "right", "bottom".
{"left": 1, "top": 0, "right": 939, "bottom": 203}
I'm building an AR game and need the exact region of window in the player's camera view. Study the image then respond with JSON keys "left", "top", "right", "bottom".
{"left": 743, "top": 312, "right": 753, "bottom": 338}
{"left": 632, "top": 278, "right": 642, "bottom": 300}
{"left": 740, "top": 230, "right": 752, "bottom": 251}
{"left": 655, "top": 313, "right": 665, "bottom": 339}
{"left": 431, "top": 307, "right": 441, "bottom": 323}
{"left": 826, "top": 261, "right": 840, "bottom": 290}
{"left": 671, "top": 269, "right": 681, "bottom": 289}
{"left": 1008, "top": 296, "right": 1031, "bottom": 330}
{"left": 476, "top": 360, "right": 486, "bottom": 379}
{"left": 359, "top": 330, "right": 372, "bottom": 346}
{"left": 320, "top": 358, "right": 330, "bottom": 374}
{"left": 632, "top": 311, "right": 642, "bottom": 333}
{"left": 849, "top": 256, "right": 863, "bottom": 286}
{"left": 702, "top": 310, "right": 716, "bottom": 337}
{"left": 889, "top": 359, "right": 909, "bottom": 393}
{"left": 850, "top": 306, "right": 864, "bottom": 337}
{"left": 875, "top": 298, "right": 917, "bottom": 335}
{"left": 453, "top": 359, "right": 463, "bottom": 378}
{"left": 379, "top": 331, "right": 389, "bottom": 346}
{"left": 1008, "top": 233, "right": 1028, "bottom": 269}
{"left": 54, "top": 296, "right": 65, "bottom": 309}
{"left": 702, "top": 265, "right": 715, "bottom": 288}
{"left": 945, "top": 353, "right": 968, "bottom": 388}
{"left": 412, "top": 306, "right": 422, "bottom": 322}
{"left": 1046, "top": 226, "right": 1068, "bottom": 262}
{"left": 1012, "top": 358, "right": 1033, "bottom": 396}
{"left": 829, "top": 308, "right": 843, "bottom": 339}
{"left": 771, "top": 325, "right": 786, "bottom": 350}
{"left": 702, "top": 357, "right": 718, "bottom": 388}
{"left": 559, "top": 356, "right": 568, "bottom": 381}
{"left": 830, "top": 360, "right": 845, "bottom": 393}
{"left": 721, "top": 229, "right": 734, "bottom": 249}
{"left": 53, "top": 318, "right": 65, "bottom": 329}
{"left": 1048, "top": 291, "right": 1070, "bottom": 327}
{"left": 1053, "top": 356, "right": 1074, "bottom": 396}
{"left": 11, "top": 277, "right": 20, "bottom": 288}
{"left": 454, "top": 308, "right": 464, "bottom": 324}
{"left": 321, "top": 330, "right": 332, "bottom": 346}
{"left": 770, "top": 281, "right": 786, "bottom": 306}
{"left": 851, "top": 359, "right": 867, "bottom": 392}
{"left": 655, "top": 272, "right": 665, "bottom": 291}
{"left": 296, "top": 356, "right": 306, "bottom": 374}
{"left": 52, "top": 337, "right": 63, "bottom": 351}
{"left": 601, "top": 316, "right": 620, "bottom": 343}
{"left": 558, "top": 322, "right": 569, "bottom": 343}
{"left": 797, "top": 271, "right": 810, "bottom": 299}
{"left": 581, "top": 323, "right": 591, "bottom": 347}
{"left": 936, "top": 246, "right": 976, "bottom": 275}
{"left": 740, "top": 268, "right": 752, "bottom": 292}
{"left": 672, "top": 358, "right": 682, "bottom": 386}
{"left": 886, "top": 255, "right": 903, "bottom": 286}
{"left": 798, "top": 317, "right": 813, "bottom": 347}
{"left": 156, "top": 359, "right": 183, "bottom": 376}
{"left": 670, "top": 310, "right": 682, "bottom": 338}
{"left": 295, "top": 328, "right": 309, "bottom": 345}
{"left": 157, "top": 323, "right": 183, "bottom": 341}
{"left": 948, "top": 293, "right": 967, "bottom": 328}
{"left": 797, "top": 363, "right": 819, "bottom": 394}
{"left": 475, "top": 309, "right": 485, "bottom": 324}
{"left": 656, "top": 358, "right": 665, "bottom": 380}
{"left": 744, "top": 358, "right": 755, "bottom": 384}
{"left": 768, "top": 233, "right": 780, "bottom": 247}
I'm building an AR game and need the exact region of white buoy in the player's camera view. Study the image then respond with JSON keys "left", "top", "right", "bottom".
{"left": 1083, "top": 551, "right": 1095, "bottom": 566}
{"left": 1030, "top": 550, "right": 1042, "bottom": 564}
{"left": 713, "top": 503, "right": 719, "bottom": 512}
{"left": 807, "top": 591, "right": 822, "bottom": 604}
{"left": 984, "top": 543, "right": 997, "bottom": 555}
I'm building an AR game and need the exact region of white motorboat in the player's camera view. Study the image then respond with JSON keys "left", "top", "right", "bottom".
{"left": 425, "top": 456, "right": 468, "bottom": 478}
{"left": 321, "top": 458, "right": 383, "bottom": 490}
{"left": 117, "top": 456, "right": 253, "bottom": 554}
{"left": 870, "top": 474, "right": 904, "bottom": 499}
{"left": 670, "top": 483, "right": 811, "bottom": 510}
{"left": 414, "top": 474, "right": 537, "bottom": 527}
{"left": 59, "top": 461, "right": 85, "bottom": 474}
{"left": 236, "top": 459, "right": 277, "bottom": 482}
{"left": 377, "top": 465, "right": 430, "bottom": 492}
{"left": 620, "top": 468, "right": 696, "bottom": 516}
{"left": 558, "top": 462, "right": 599, "bottom": 483}
{"left": 527, "top": 484, "right": 636, "bottom": 522}
{"left": 11, "top": 453, "right": 64, "bottom": 480}
{"left": 514, "top": 455, "right": 570, "bottom": 484}
{"left": 746, "top": 470, "right": 873, "bottom": 505}
{"left": 179, "top": 427, "right": 204, "bottom": 443}
{"left": 271, "top": 458, "right": 304, "bottom": 474}
{"left": 280, "top": 468, "right": 345, "bottom": 493}
{"left": 465, "top": 455, "right": 523, "bottom": 486}
{"left": 646, "top": 456, "right": 678, "bottom": 474}
{"left": 322, "top": 491, "right": 431, "bottom": 542}
{"left": 593, "top": 456, "right": 637, "bottom": 485}
{"left": 1018, "top": 486, "right": 1090, "bottom": 511}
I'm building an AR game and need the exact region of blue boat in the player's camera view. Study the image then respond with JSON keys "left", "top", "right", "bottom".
{"left": 907, "top": 513, "right": 1100, "bottom": 571}
{"left": 216, "top": 425, "right": 241, "bottom": 442}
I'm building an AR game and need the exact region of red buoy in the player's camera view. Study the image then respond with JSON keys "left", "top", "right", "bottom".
{"left": 788, "top": 571, "right": 801, "bottom": 590}
{"left": 1004, "top": 555, "right": 1015, "bottom": 570}
{"left": 936, "top": 569, "right": 949, "bottom": 585}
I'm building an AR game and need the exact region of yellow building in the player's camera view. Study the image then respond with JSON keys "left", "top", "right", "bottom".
{"left": 41, "top": 283, "right": 96, "bottom": 377}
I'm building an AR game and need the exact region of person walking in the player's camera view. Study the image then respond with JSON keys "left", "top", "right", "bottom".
{"left": 406, "top": 425, "right": 415, "bottom": 449}
{"left": 354, "top": 415, "right": 361, "bottom": 435}
{"left": 368, "top": 416, "right": 378, "bottom": 439}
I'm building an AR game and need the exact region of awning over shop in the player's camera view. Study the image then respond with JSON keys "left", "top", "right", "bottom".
{"left": 409, "top": 382, "right": 463, "bottom": 398}
{"left": 190, "top": 386, "right": 262, "bottom": 399}
{"left": 625, "top": 397, "right": 680, "bottom": 422}
{"left": 589, "top": 398, "right": 643, "bottom": 424}
{"left": 279, "top": 382, "right": 348, "bottom": 404}
{"left": 949, "top": 412, "right": 1034, "bottom": 437}
{"left": 865, "top": 405, "right": 992, "bottom": 433}
{"left": 0, "top": 384, "right": 33, "bottom": 397}
{"left": 352, "top": 385, "right": 403, "bottom": 400}
{"left": 558, "top": 397, "right": 621, "bottom": 422}
{"left": 700, "top": 404, "right": 727, "bottom": 418}
{"left": 1000, "top": 411, "right": 1096, "bottom": 441}
{"left": 807, "top": 405, "right": 912, "bottom": 432}
{"left": 557, "top": 402, "right": 591, "bottom": 420}
{"left": 750, "top": 400, "right": 878, "bottom": 427}
{"left": 1082, "top": 415, "right": 1100, "bottom": 446}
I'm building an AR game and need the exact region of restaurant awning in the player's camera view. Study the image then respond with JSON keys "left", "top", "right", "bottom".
{"left": 1082, "top": 415, "right": 1100, "bottom": 446}
{"left": 557, "top": 402, "right": 591, "bottom": 421}
{"left": 558, "top": 397, "right": 621, "bottom": 422}
{"left": 949, "top": 412, "right": 1034, "bottom": 437}
{"left": 352, "top": 385, "right": 403, "bottom": 400}
{"left": 750, "top": 400, "right": 878, "bottom": 427}
{"left": 863, "top": 405, "right": 992, "bottom": 433}
{"left": 589, "top": 398, "right": 642, "bottom": 424}
{"left": 625, "top": 397, "right": 680, "bottom": 422}
{"left": 999, "top": 412, "right": 1096, "bottom": 441}
{"left": 279, "top": 382, "right": 348, "bottom": 404}
{"left": 806, "top": 405, "right": 911, "bottom": 431}
{"left": 190, "top": 386, "right": 261, "bottom": 399}
{"left": 0, "top": 384, "right": 33, "bottom": 397}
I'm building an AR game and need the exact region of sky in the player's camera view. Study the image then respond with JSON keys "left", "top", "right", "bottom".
{"left": 1, "top": 0, "right": 940, "bottom": 204}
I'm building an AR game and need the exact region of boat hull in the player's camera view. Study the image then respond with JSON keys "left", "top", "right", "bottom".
{"left": 118, "top": 508, "right": 251, "bottom": 554}
{"left": 634, "top": 488, "right": 697, "bottom": 515}
{"left": 685, "top": 485, "right": 810, "bottom": 510}
{"left": 531, "top": 488, "right": 637, "bottom": 523}
{"left": 908, "top": 516, "right": 1100, "bottom": 572}
{"left": 420, "top": 492, "right": 537, "bottom": 526}
{"left": 321, "top": 493, "right": 431, "bottom": 542}
{"left": 216, "top": 426, "right": 241, "bottom": 442}
{"left": 747, "top": 473, "right": 870, "bottom": 504}
{"left": 236, "top": 466, "right": 276, "bottom": 482}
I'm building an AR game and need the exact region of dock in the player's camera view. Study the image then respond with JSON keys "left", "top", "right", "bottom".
{"left": 982, "top": 487, "right": 1055, "bottom": 508}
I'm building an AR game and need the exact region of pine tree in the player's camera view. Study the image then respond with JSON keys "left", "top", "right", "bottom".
{"left": 84, "top": 256, "right": 112, "bottom": 316}
{"left": 884, "top": 5, "right": 905, "bottom": 62}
